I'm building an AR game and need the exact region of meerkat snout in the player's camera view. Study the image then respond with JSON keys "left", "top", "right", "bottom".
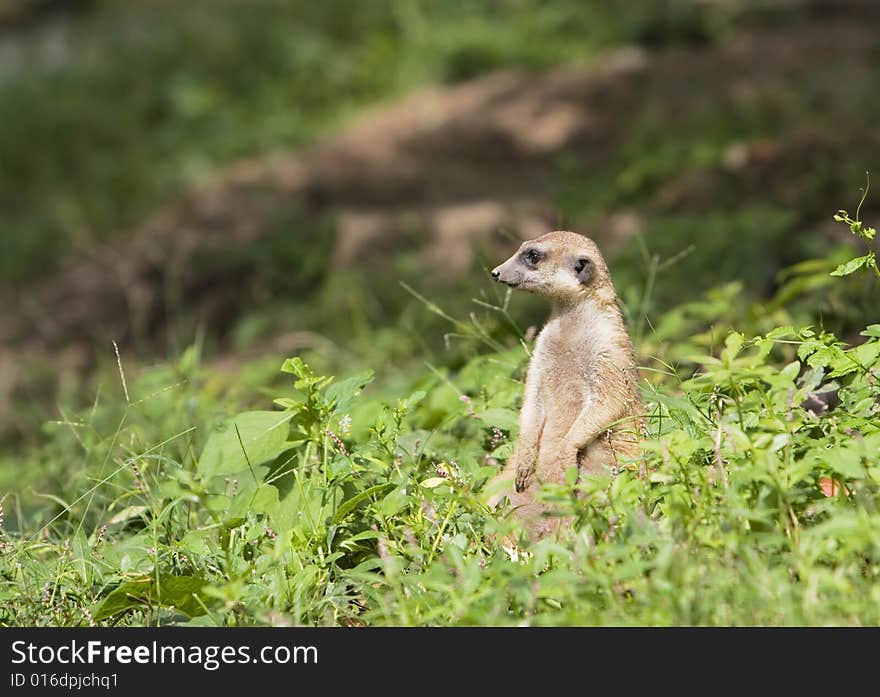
{"left": 486, "top": 230, "right": 643, "bottom": 539}
{"left": 490, "top": 261, "right": 522, "bottom": 287}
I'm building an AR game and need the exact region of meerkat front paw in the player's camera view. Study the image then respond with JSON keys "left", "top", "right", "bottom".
{"left": 515, "top": 460, "right": 535, "bottom": 492}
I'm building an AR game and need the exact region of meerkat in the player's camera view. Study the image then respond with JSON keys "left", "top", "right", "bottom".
{"left": 487, "top": 230, "right": 642, "bottom": 539}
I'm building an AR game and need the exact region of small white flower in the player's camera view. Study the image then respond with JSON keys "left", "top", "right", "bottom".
{"left": 338, "top": 414, "right": 352, "bottom": 436}
{"left": 501, "top": 542, "right": 532, "bottom": 564}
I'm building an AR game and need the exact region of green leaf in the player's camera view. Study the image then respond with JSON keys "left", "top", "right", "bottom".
{"left": 105, "top": 505, "right": 149, "bottom": 526}
{"left": 198, "top": 411, "right": 292, "bottom": 480}
{"left": 331, "top": 483, "right": 394, "bottom": 524}
{"left": 420, "top": 477, "right": 448, "bottom": 489}
{"left": 766, "top": 326, "right": 798, "bottom": 340}
{"left": 250, "top": 484, "right": 280, "bottom": 514}
{"left": 476, "top": 407, "right": 519, "bottom": 431}
{"left": 228, "top": 483, "right": 279, "bottom": 520}
{"left": 779, "top": 361, "right": 800, "bottom": 382}
{"left": 722, "top": 332, "right": 744, "bottom": 362}
{"left": 94, "top": 575, "right": 209, "bottom": 621}
{"left": 860, "top": 325, "right": 880, "bottom": 338}
{"left": 830, "top": 255, "right": 870, "bottom": 276}
{"left": 325, "top": 370, "right": 374, "bottom": 413}
{"left": 400, "top": 390, "right": 427, "bottom": 411}
{"left": 797, "top": 338, "right": 828, "bottom": 362}
{"left": 824, "top": 447, "right": 864, "bottom": 479}
{"left": 280, "top": 357, "right": 333, "bottom": 391}
{"left": 379, "top": 485, "right": 410, "bottom": 518}
{"left": 828, "top": 341, "right": 880, "bottom": 377}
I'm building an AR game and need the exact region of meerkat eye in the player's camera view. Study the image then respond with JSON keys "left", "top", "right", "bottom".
{"left": 523, "top": 248, "right": 543, "bottom": 265}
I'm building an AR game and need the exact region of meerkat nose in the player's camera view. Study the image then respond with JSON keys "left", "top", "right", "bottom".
{"left": 491, "top": 268, "right": 501, "bottom": 280}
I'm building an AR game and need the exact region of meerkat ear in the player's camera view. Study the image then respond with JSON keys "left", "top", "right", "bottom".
{"left": 574, "top": 256, "right": 594, "bottom": 284}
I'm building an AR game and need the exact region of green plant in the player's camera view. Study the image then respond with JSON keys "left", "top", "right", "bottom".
{"left": 3, "top": 227, "right": 878, "bottom": 626}
{"left": 831, "top": 175, "right": 879, "bottom": 278}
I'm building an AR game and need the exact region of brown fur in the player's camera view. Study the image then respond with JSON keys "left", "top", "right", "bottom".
{"left": 487, "top": 231, "right": 642, "bottom": 539}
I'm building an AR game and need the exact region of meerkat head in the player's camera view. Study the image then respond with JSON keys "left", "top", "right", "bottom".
{"left": 491, "top": 230, "right": 614, "bottom": 304}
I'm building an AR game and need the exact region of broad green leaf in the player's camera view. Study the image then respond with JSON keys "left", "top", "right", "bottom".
{"left": 823, "top": 447, "right": 864, "bottom": 479}
{"left": 181, "top": 530, "right": 212, "bottom": 556}
{"left": 379, "top": 485, "right": 410, "bottom": 518}
{"left": 830, "top": 254, "right": 870, "bottom": 276}
{"left": 250, "top": 483, "right": 280, "bottom": 514}
{"left": 325, "top": 371, "right": 374, "bottom": 413}
{"left": 94, "top": 575, "right": 209, "bottom": 621}
{"left": 227, "top": 483, "right": 279, "bottom": 520}
{"left": 477, "top": 407, "right": 519, "bottom": 431}
{"left": 198, "top": 411, "right": 292, "bottom": 480}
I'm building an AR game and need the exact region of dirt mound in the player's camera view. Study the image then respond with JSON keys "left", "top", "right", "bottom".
{"left": 3, "top": 46, "right": 651, "bottom": 350}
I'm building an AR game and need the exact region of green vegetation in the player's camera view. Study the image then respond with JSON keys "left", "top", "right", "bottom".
{"left": 2, "top": 204, "right": 878, "bottom": 625}
{"left": 2, "top": 1, "right": 879, "bottom": 626}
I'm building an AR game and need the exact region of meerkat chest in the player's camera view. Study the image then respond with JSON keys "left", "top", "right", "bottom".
{"left": 530, "top": 320, "right": 593, "bottom": 401}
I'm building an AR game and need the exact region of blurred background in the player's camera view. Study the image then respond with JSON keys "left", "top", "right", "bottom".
{"left": 2, "top": 0, "right": 879, "bottom": 459}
